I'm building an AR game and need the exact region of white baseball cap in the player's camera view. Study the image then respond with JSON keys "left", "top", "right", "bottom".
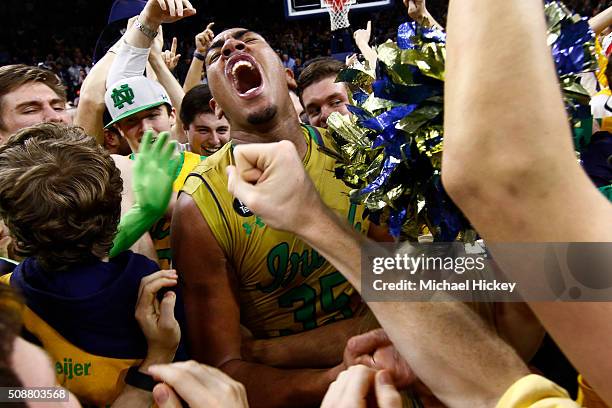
{"left": 104, "top": 76, "right": 171, "bottom": 128}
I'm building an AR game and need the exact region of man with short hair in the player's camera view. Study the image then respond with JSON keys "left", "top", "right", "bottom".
{"left": 0, "top": 64, "right": 70, "bottom": 143}
{"left": 173, "top": 27, "right": 388, "bottom": 408}
{"left": 105, "top": 76, "right": 175, "bottom": 152}
{"left": 0, "top": 65, "right": 73, "bottom": 263}
{"left": 179, "top": 84, "right": 230, "bottom": 156}
{"left": 0, "top": 123, "right": 182, "bottom": 407}
{"left": 298, "top": 57, "right": 350, "bottom": 128}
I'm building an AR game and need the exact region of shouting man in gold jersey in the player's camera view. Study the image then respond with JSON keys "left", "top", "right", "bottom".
{"left": 172, "top": 28, "right": 390, "bottom": 408}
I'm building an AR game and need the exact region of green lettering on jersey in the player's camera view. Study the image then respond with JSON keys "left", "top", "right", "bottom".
{"left": 261, "top": 244, "right": 327, "bottom": 293}
{"left": 259, "top": 243, "right": 290, "bottom": 293}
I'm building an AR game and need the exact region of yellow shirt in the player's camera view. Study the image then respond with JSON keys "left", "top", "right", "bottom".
{"left": 496, "top": 375, "right": 578, "bottom": 408}
{"left": 182, "top": 125, "right": 369, "bottom": 337}
{"left": 1, "top": 274, "right": 140, "bottom": 407}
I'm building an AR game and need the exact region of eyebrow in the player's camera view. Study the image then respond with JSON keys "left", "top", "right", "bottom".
{"left": 207, "top": 30, "right": 257, "bottom": 58}
{"left": 305, "top": 93, "right": 345, "bottom": 110}
{"left": 14, "top": 98, "right": 65, "bottom": 110}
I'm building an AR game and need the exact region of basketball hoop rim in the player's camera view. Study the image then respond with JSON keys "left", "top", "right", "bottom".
{"left": 323, "top": 0, "right": 352, "bottom": 13}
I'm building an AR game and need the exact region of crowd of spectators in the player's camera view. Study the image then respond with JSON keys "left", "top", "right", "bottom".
{"left": 0, "top": 0, "right": 607, "bottom": 105}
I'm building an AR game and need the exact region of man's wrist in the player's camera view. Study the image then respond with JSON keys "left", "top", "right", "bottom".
{"left": 139, "top": 351, "right": 176, "bottom": 373}
{"left": 134, "top": 18, "right": 159, "bottom": 40}
{"left": 295, "top": 199, "right": 333, "bottom": 241}
{"left": 194, "top": 50, "right": 206, "bottom": 61}
{"left": 125, "top": 366, "right": 157, "bottom": 391}
{"left": 139, "top": 13, "right": 163, "bottom": 31}
{"left": 148, "top": 53, "right": 166, "bottom": 67}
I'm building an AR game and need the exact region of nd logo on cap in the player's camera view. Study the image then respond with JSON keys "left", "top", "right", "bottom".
{"left": 111, "top": 84, "right": 136, "bottom": 109}
{"left": 104, "top": 76, "right": 171, "bottom": 128}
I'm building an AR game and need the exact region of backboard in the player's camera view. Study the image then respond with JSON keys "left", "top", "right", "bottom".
{"left": 284, "top": 0, "right": 393, "bottom": 19}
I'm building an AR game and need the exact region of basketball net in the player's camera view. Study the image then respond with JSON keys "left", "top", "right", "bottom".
{"left": 323, "top": 0, "right": 352, "bottom": 31}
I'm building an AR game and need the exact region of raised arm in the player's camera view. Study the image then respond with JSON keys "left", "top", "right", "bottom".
{"left": 405, "top": 0, "right": 443, "bottom": 31}
{"left": 589, "top": 5, "right": 612, "bottom": 35}
{"left": 183, "top": 23, "right": 215, "bottom": 93}
{"left": 148, "top": 29, "right": 187, "bottom": 142}
{"left": 225, "top": 141, "right": 530, "bottom": 407}
{"left": 353, "top": 21, "right": 378, "bottom": 71}
{"left": 110, "top": 131, "right": 178, "bottom": 258}
{"left": 106, "top": 0, "right": 196, "bottom": 88}
{"left": 442, "top": 0, "right": 612, "bottom": 242}
{"left": 75, "top": 51, "right": 116, "bottom": 145}
{"left": 441, "top": 0, "right": 612, "bottom": 403}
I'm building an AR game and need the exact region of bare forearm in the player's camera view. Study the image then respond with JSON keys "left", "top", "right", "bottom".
{"left": 149, "top": 55, "right": 186, "bottom": 141}
{"left": 442, "top": 0, "right": 612, "bottom": 403}
{"left": 527, "top": 302, "right": 612, "bottom": 404}
{"left": 247, "top": 310, "right": 376, "bottom": 368}
{"left": 75, "top": 52, "right": 116, "bottom": 144}
{"left": 355, "top": 42, "right": 378, "bottom": 71}
{"left": 444, "top": 0, "right": 569, "bottom": 177}
{"left": 221, "top": 359, "right": 342, "bottom": 408}
{"left": 442, "top": 0, "right": 612, "bottom": 242}
{"left": 589, "top": 6, "right": 612, "bottom": 35}
{"left": 296, "top": 209, "right": 527, "bottom": 407}
{"left": 370, "top": 302, "right": 526, "bottom": 408}
{"left": 183, "top": 57, "right": 205, "bottom": 93}
{"left": 150, "top": 56, "right": 185, "bottom": 109}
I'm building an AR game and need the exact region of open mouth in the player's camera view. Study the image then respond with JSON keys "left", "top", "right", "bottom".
{"left": 202, "top": 145, "right": 221, "bottom": 155}
{"left": 226, "top": 54, "right": 264, "bottom": 99}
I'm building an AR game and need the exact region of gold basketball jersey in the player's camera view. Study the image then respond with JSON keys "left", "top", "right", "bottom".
{"left": 182, "top": 125, "right": 369, "bottom": 337}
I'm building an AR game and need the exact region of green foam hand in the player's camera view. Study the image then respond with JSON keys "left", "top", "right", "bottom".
{"left": 110, "top": 130, "right": 179, "bottom": 258}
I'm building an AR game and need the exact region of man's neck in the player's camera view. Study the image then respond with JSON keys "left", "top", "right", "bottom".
{"left": 230, "top": 118, "right": 307, "bottom": 159}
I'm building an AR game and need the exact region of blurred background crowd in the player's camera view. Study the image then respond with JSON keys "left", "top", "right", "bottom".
{"left": 2, "top": 0, "right": 606, "bottom": 105}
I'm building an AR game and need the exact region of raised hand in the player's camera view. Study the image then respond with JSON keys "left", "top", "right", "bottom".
{"left": 226, "top": 141, "right": 323, "bottom": 235}
{"left": 133, "top": 130, "right": 179, "bottom": 216}
{"left": 150, "top": 25, "right": 165, "bottom": 56}
{"left": 162, "top": 37, "right": 181, "bottom": 71}
{"left": 142, "top": 0, "right": 197, "bottom": 25}
{"left": 195, "top": 22, "right": 215, "bottom": 54}
{"left": 404, "top": 0, "right": 426, "bottom": 20}
{"left": 353, "top": 20, "right": 372, "bottom": 48}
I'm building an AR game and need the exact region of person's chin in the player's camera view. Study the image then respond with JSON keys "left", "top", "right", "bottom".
{"left": 246, "top": 104, "right": 278, "bottom": 125}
